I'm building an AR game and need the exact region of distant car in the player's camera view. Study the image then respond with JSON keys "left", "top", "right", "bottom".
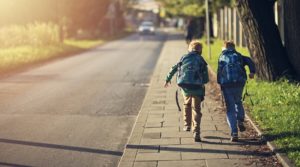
{"left": 138, "top": 21, "right": 155, "bottom": 35}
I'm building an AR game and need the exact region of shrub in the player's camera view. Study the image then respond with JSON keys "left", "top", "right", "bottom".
{"left": 0, "top": 22, "right": 60, "bottom": 48}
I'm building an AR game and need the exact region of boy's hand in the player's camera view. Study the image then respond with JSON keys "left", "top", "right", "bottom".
{"left": 249, "top": 73, "right": 255, "bottom": 79}
{"left": 164, "top": 81, "right": 171, "bottom": 88}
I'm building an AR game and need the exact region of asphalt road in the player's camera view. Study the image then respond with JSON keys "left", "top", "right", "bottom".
{"left": 0, "top": 32, "right": 167, "bottom": 167}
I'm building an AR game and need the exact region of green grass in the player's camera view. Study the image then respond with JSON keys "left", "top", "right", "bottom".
{"left": 0, "top": 22, "right": 130, "bottom": 74}
{"left": 201, "top": 38, "right": 300, "bottom": 167}
{"left": 0, "top": 39, "right": 104, "bottom": 73}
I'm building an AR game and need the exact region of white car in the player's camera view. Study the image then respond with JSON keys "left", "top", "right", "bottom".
{"left": 138, "top": 21, "right": 155, "bottom": 35}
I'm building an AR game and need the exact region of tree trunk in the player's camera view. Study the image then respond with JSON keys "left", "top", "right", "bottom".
{"left": 209, "top": 12, "right": 214, "bottom": 37}
{"left": 235, "top": 0, "right": 295, "bottom": 81}
{"left": 284, "top": 0, "right": 300, "bottom": 79}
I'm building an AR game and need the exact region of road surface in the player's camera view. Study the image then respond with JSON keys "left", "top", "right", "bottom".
{"left": 0, "top": 33, "right": 167, "bottom": 167}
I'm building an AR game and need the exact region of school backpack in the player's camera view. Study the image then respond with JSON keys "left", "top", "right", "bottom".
{"left": 176, "top": 52, "right": 207, "bottom": 89}
{"left": 218, "top": 50, "right": 246, "bottom": 85}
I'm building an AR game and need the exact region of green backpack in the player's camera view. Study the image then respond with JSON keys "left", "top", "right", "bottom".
{"left": 177, "top": 52, "right": 207, "bottom": 89}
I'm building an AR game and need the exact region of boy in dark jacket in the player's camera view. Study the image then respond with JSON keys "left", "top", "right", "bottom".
{"left": 164, "top": 41, "right": 209, "bottom": 142}
{"left": 217, "top": 41, "right": 256, "bottom": 142}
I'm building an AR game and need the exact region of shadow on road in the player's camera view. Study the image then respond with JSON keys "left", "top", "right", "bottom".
{"left": 0, "top": 138, "right": 123, "bottom": 156}
{"left": 0, "top": 162, "right": 33, "bottom": 167}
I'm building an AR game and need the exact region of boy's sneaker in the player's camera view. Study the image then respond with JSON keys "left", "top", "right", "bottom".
{"left": 230, "top": 133, "right": 238, "bottom": 142}
{"left": 238, "top": 122, "right": 246, "bottom": 132}
{"left": 193, "top": 133, "right": 201, "bottom": 142}
{"left": 183, "top": 126, "right": 191, "bottom": 132}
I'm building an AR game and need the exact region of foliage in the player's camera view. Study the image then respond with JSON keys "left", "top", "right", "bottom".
{"left": 201, "top": 37, "right": 300, "bottom": 167}
{"left": 0, "top": 39, "right": 104, "bottom": 73}
{"left": 157, "top": 0, "right": 205, "bottom": 17}
{"left": 0, "top": 22, "right": 107, "bottom": 73}
{"left": 0, "top": 0, "right": 125, "bottom": 36}
{"left": 0, "top": 22, "right": 60, "bottom": 48}
{"left": 157, "top": 0, "right": 233, "bottom": 17}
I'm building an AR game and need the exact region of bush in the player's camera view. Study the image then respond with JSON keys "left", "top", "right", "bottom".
{"left": 0, "top": 22, "right": 60, "bottom": 48}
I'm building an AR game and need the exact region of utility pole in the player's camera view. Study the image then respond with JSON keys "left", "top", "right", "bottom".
{"left": 56, "top": 0, "right": 64, "bottom": 42}
{"left": 205, "top": 0, "right": 211, "bottom": 59}
{"left": 105, "top": 2, "right": 117, "bottom": 36}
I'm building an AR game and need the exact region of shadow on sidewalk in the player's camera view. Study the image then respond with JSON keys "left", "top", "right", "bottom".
{"left": 126, "top": 144, "right": 273, "bottom": 157}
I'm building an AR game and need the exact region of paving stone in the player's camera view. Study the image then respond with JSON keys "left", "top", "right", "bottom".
{"left": 145, "top": 122, "right": 162, "bottom": 128}
{"left": 200, "top": 138, "right": 222, "bottom": 144}
{"left": 161, "top": 121, "right": 179, "bottom": 127}
{"left": 181, "top": 151, "right": 228, "bottom": 160}
{"left": 201, "top": 116, "right": 213, "bottom": 121}
{"left": 160, "top": 144, "right": 202, "bottom": 153}
{"left": 148, "top": 114, "right": 164, "bottom": 118}
{"left": 138, "top": 145, "right": 160, "bottom": 153}
{"left": 134, "top": 161, "right": 158, "bottom": 167}
{"left": 143, "top": 106, "right": 165, "bottom": 110}
{"left": 201, "top": 125, "right": 217, "bottom": 131}
{"left": 146, "top": 118, "right": 164, "bottom": 123}
{"left": 215, "top": 125, "right": 230, "bottom": 131}
{"left": 143, "top": 127, "right": 179, "bottom": 133}
{"left": 201, "top": 130, "right": 230, "bottom": 138}
{"left": 118, "top": 161, "right": 134, "bottom": 167}
{"left": 180, "top": 137, "right": 198, "bottom": 145}
{"left": 135, "top": 152, "right": 181, "bottom": 161}
{"left": 148, "top": 110, "right": 166, "bottom": 114}
{"left": 161, "top": 131, "right": 193, "bottom": 138}
{"left": 121, "top": 149, "right": 138, "bottom": 162}
{"left": 141, "top": 138, "right": 180, "bottom": 145}
{"left": 143, "top": 132, "right": 161, "bottom": 139}
{"left": 201, "top": 142, "right": 242, "bottom": 152}
{"left": 158, "top": 160, "right": 206, "bottom": 167}
{"left": 206, "top": 159, "right": 257, "bottom": 167}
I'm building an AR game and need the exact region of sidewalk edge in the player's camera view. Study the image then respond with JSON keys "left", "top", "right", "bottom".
{"left": 117, "top": 34, "right": 168, "bottom": 167}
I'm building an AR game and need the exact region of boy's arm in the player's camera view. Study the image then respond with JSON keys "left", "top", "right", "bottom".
{"left": 242, "top": 56, "right": 256, "bottom": 79}
{"left": 217, "top": 56, "right": 223, "bottom": 84}
{"left": 242, "top": 56, "right": 256, "bottom": 74}
{"left": 203, "top": 64, "right": 209, "bottom": 84}
{"left": 165, "top": 64, "right": 178, "bottom": 87}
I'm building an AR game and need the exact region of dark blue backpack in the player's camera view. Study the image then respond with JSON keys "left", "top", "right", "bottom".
{"left": 218, "top": 50, "right": 246, "bottom": 85}
{"left": 176, "top": 52, "right": 207, "bottom": 89}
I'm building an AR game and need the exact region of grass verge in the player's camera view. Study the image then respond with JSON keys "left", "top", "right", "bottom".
{"left": 0, "top": 39, "right": 104, "bottom": 75}
{"left": 201, "top": 38, "right": 300, "bottom": 167}
{"left": 0, "top": 31, "right": 132, "bottom": 76}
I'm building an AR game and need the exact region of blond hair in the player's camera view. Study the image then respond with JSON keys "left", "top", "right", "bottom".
{"left": 188, "top": 40, "right": 203, "bottom": 53}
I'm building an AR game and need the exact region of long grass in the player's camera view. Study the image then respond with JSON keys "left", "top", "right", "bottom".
{"left": 0, "top": 23, "right": 105, "bottom": 73}
{"left": 201, "top": 38, "right": 300, "bottom": 167}
{"left": 0, "top": 22, "right": 60, "bottom": 48}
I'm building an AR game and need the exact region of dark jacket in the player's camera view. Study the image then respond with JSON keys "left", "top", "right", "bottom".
{"left": 217, "top": 49, "right": 256, "bottom": 88}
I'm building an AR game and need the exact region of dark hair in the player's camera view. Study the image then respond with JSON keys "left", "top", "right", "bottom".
{"left": 224, "top": 41, "right": 235, "bottom": 49}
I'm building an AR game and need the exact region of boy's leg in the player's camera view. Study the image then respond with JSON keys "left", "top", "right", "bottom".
{"left": 191, "top": 95, "right": 202, "bottom": 142}
{"left": 234, "top": 86, "right": 246, "bottom": 131}
{"left": 191, "top": 96, "right": 202, "bottom": 134}
{"left": 183, "top": 95, "right": 192, "bottom": 131}
{"left": 222, "top": 88, "right": 238, "bottom": 137}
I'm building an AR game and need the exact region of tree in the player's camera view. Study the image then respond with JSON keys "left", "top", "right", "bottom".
{"left": 235, "top": 0, "right": 295, "bottom": 81}
{"left": 283, "top": 0, "right": 300, "bottom": 78}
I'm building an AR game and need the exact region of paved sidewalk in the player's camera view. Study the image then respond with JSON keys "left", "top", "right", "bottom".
{"left": 118, "top": 31, "right": 276, "bottom": 167}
